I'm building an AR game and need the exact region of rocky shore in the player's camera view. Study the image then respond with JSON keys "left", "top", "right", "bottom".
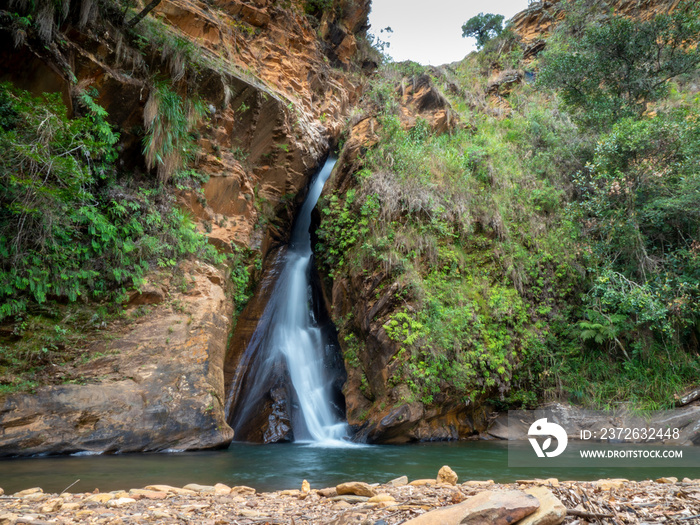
{"left": 1, "top": 468, "right": 698, "bottom": 525}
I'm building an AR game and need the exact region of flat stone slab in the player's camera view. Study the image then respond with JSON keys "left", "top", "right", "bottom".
{"left": 403, "top": 490, "right": 540, "bottom": 525}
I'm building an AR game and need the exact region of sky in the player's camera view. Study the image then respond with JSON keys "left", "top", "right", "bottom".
{"left": 367, "top": 0, "right": 531, "bottom": 65}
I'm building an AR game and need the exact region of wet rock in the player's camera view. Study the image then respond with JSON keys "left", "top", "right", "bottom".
{"left": 336, "top": 482, "right": 377, "bottom": 498}
{"left": 519, "top": 487, "right": 566, "bottom": 525}
{"left": 318, "top": 487, "right": 338, "bottom": 497}
{"left": 437, "top": 465, "right": 458, "bottom": 486}
{"left": 402, "top": 490, "right": 539, "bottom": 525}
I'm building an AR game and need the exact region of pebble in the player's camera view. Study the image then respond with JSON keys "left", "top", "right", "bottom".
{"left": 0, "top": 477, "right": 694, "bottom": 525}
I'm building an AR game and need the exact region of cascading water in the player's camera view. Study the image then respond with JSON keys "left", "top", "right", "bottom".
{"left": 226, "top": 157, "right": 349, "bottom": 444}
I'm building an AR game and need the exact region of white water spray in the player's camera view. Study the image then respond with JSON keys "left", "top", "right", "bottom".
{"left": 228, "top": 157, "right": 350, "bottom": 444}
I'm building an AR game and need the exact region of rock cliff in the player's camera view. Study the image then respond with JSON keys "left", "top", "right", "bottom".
{"left": 510, "top": 0, "right": 683, "bottom": 46}
{"left": 0, "top": 0, "right": 370, "bottom": 455}
{"left": 314, "top": 73, "right": 493, "bottom": 443}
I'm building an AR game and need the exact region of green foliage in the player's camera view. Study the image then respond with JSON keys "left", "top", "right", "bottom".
{"left": 538, "top": 1, "right": 700, "bottom": 130}
{"left": 461, "top": 13, "right": 505, "bottom": 50}
{"left": 229, "top": 246, "right": 260, "bottom": 313}
{"left": 143, "top": 80, "right": 206, "bottom": 182}
{"left": 318, "top": 69, "right": 581, "bottom": 408}
{"left": 0, "top": 83, "right": 221, "bottom": 321}
{"left": 571, "top": 108, "right": 700, "bottom": 358}
{"left": 303, "top": 0, "right": 333, "bottom": 15}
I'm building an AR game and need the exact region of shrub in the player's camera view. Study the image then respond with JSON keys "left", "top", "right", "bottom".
{"left": 0, "top": 83, "right": 220, "bottom": 320}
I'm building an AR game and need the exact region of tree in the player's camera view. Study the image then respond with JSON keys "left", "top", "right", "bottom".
{"left": 538, "top": 1, "right": 700, "bottom": 130}
{"left": 461, "top": 13, "right": 505, "bottom": 50}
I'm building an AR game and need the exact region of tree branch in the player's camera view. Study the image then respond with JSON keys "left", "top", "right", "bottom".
{"left": 124, "top": 0, "right": 161, "bottom": 29}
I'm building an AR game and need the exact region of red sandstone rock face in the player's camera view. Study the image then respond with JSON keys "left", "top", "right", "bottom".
{"left": 510, "top": 0, "right": 682, "bottom": 45}
{"left": 0, "top": 262, "right": 234, "bottom": 456}
{"left": 0, "top": 0, "right": 370, "bottom": 454}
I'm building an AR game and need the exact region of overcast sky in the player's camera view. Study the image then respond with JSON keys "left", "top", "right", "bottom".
{"left": 368, "top": 0, "right": 530, "bottom": 65}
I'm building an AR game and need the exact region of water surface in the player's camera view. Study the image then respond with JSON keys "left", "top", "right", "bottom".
{"left": 2, "top": 441, "right": 698, "bottom": 494}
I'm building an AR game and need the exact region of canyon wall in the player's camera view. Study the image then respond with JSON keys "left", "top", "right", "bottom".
{"left": 0, "top": 0, "right": 370, "bottom": 455}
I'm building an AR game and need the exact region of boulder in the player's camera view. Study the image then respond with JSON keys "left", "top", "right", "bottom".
{"left": 317, "top": 487, "right": 338, "bottom": 497}
{"left": 0, "top": 263, "right": 234, "bottom": 457}
{"left": 402, "top": 490, "right": 539, "bottom": 525}
{"left": 437, "top": 465, "right": 458, "bottom": 486}
{"left": 388, "top": 476, "right": 408, "bottom": 487}
{"left": 518, "top": 487, "right": 567, "bottom": 525}
{"left": 13, "top": 487, "right": 42, "bottom": 497}
{"left": 214, "top": 483, "right": 232, "bottom": 495}
{"left": 336, "top": 481, "right": 377, "bottom": 498}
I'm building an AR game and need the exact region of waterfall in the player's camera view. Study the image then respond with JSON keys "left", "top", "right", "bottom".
{"left": 226, "top": 157, "right": 349, "bottom": 444}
